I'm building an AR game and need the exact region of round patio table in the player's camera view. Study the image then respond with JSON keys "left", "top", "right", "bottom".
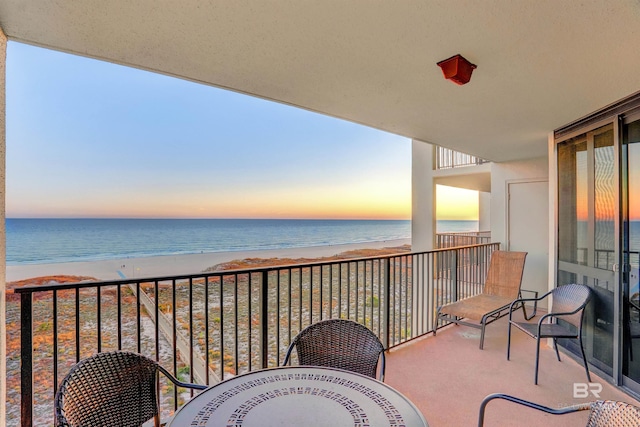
{"left": 167, "top": 366, "right": 428, "bottom": 427}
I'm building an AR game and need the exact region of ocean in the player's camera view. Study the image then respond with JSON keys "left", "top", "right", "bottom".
{"left": 5, "top": 218, "right": 479, "bottom": 265}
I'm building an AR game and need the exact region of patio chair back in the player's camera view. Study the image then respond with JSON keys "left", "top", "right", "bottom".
{"left": 282, "top": 318, "right": 386, "bottom": 381}
{"left": 55, "top": 351, "right": 206, "bottom": 427}
{"left": 478, "top": 393, "right": 640, "bottom": 427}
{"left": 551, "top": 283, "right": 592, "bottom": 329}
{"left": 586, "top": 400, "right": 640, "bottom": 426}
{"left": 484, "top": 250, "right": 527, "bottom": 299}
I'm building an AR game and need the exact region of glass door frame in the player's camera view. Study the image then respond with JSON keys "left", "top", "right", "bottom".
{"left": 553, "top": 116, "right": 623, "bottom": 385}
{"left": 621, "top": 110, "right": 640, "bottom": 393}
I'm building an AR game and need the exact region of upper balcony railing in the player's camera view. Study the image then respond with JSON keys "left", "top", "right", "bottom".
{"left": 14, "top": 242, "right": 499, "bottom": 426}
{"left": 435, "top": 146, "right": 489, "bottom": 170}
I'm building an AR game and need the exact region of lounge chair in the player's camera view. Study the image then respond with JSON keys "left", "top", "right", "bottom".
{"left": 434, "top": 250, "right": 530, "bottom": 349}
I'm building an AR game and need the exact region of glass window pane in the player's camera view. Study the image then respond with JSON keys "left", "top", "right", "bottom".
{"left": 594, "top": 126, "right": 615, "bottom": 270}
{"left": 558, "top": 136, "right": 587, "bottom": 264}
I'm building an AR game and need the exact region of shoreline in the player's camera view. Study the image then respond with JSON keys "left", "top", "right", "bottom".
{"left": 6, "top": 238, "right": 411, "bottom": 282}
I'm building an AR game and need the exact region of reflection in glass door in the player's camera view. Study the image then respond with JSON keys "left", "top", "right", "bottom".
{"left": 623, "top": 119, "right": 640, "bottom": 387}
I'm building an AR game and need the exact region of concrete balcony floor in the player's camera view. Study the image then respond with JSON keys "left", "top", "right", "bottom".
{"left": 385, "top": 311, "right": 640, "bottom": 427}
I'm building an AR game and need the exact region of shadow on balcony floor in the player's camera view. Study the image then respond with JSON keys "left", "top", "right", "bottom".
{"left": 385, "top": 311, "right": 640, "bottom": 427}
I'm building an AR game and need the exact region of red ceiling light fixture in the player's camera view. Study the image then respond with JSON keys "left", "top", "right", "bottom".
{"left": 437, "top": 54, "right": 477, "bottom": 85}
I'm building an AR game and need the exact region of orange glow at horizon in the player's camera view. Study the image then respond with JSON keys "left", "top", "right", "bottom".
{"left": 10, "top": 182, "right": 411, "bottom": 220}
{"left": 436, "top": 185, "right": 479, "bottom": 221}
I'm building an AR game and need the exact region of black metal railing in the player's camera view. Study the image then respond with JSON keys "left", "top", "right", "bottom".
{"left": 436, "top": 231, "right": 491, "bottom": 249}
{"left": 435, "top": 146, "right": 488, "bottom": 170}
{"left": 14, "top": 243, "right": 499, "bottom": 426}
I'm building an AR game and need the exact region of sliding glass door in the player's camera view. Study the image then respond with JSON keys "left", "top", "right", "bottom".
{"left": 557, "top": 123, "right": 617, "bottom": 377}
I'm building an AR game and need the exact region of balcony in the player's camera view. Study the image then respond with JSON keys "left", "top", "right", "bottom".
{"left": 12, "top": 243, "right": 640, "bottom": 426}
{"left": 435, "top": 147, "right": 489, "bottom": 170}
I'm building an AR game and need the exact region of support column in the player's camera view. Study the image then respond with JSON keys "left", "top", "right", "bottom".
{"left": 411, "top": 140, "right": 435, "bottom": 336}
{"left": 478, "top": 191, "right": 490, "bottom": 231}
{"left": 0, "top": 26, "right": 7, "bottom": 427}
{"left": 411, "top": 140, "right": 435, "bottom": 251}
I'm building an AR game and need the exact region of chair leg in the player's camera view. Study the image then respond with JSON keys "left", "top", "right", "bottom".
{"left": 480, "top": 322, "right": 486, "bottom": 350}
{"left": 552, "top": 338, "right": 561, "bottom": 361}
{"left": 520, "top": 301, "right": 528, "bottom": 321}
{"left": 579, "top": 334, "right": 592, "bottom": 383}
{"left": 535, "top": 336, "right": 541, "bottom": 385}
{"left": 434, "top": 308, "right": 440, "bottom": 336}
{"left": 507, "top": 321, "right": 513, "bottom": 360}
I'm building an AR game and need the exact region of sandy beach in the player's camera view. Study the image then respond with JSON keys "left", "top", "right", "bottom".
{"left": 6, "top": 238, "right": 411, "bottom": 282}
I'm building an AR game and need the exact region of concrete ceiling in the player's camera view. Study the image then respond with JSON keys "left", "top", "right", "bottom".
{"left": 1, "top": 1, "right": 640, "bottom": 162}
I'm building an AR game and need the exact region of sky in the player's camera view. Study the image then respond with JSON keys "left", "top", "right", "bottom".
{"left": 6, "top": 42, "right": 478, "bottom": 221}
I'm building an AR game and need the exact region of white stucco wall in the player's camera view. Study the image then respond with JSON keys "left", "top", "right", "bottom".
{"left": 479, "top": 192, "right": 490, "bottom": 231}
{"left": 411, "top": 140, "right": 435, "bottom": 251}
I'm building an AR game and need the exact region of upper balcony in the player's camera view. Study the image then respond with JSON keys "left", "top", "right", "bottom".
{"left": 431, "top": 146, "right": 492, "bottom": 194}
{"left": 434, "top": 146, "right": 489, "bottom": 171}
{"left": 12, "top": 243, "right": 640, "bottom": 426}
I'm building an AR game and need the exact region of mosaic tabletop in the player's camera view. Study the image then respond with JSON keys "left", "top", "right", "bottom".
{"left": 168, "top": 366, "right": 428, "bottom": 427}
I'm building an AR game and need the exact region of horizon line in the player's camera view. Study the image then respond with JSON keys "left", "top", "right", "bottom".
{"left": 5, "top": 216, "right": 481, "bottom": 221}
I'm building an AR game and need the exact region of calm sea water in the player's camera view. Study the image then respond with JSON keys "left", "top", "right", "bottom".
{"left": 5, "top": 218, "right": 479, "bottom": 265}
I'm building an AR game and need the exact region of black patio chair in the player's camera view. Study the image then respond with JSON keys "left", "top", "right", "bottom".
{"left": 282, "top": 318, "right": 386, "bottom": 381}
{"left": 478, "top": 393, "right": 640, "bottom": 427}
{"left": 54, "top": 351, "right": 207, "bottom": 427}
{"left": 507, "top": 283, "right": 592, "bottom": 384}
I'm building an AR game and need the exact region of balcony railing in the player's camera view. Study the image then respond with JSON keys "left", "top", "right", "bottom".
{"left": 435, "top": 146, "right": 488, "bottom": 170}
{"left": 14, "top": 242, "right": 499, "bottom": 426}
{"left": 436, "top": 231, "right": 491, "bottom": 248}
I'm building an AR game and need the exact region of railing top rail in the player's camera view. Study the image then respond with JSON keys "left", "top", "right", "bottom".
{"left": 13, "top": 243, "right": 500, "bottom": 294}
{"left": 437, "top": 231, "right": 491, "bottom": 235}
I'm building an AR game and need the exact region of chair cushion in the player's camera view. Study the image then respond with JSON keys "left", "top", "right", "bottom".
{"left": 439, "top": 294, "right": 514, "bottom": 321}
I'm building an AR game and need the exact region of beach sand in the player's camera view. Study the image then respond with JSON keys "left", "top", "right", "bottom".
{"left": 6, "top": 238, "right": 411, "bottom": 282}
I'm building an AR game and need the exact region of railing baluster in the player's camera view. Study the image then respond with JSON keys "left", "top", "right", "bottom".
{"left": 234, "top": 274, "right": 239, "bottom": 376}
{"left": 355, "top": 262, "right": 359, "bottom": 323}
{"left": 205, "top": 277, "right": 210, "bottom": 385}
{"left": 97, "top": 286, "right": 102, "bottom": 353}
{"left": 248, "top": 273, "right": 252, "bottom": 372}
{"left": 218, "top": 277, "right": 223, "bottom": 381}
{"left": 309, "top": 266, "right": 314, "bottom": 323}
{"left": 287, "top": 268, "right": 292, "bottom": 346}
{"left": 260, "top": 270, "right": 268, "bottom": 369}
{"left": 53, "top": 290, "right": 58, "bottom": 399}
{"left": 298, "top": 268, "right": 302, "bottom": 330}
{"left": 319, "top": 265, "right": 323, "bottom": 321}
{"left": 347, "top": 262, "right": 351, "bottom": 319}
{"left": 117, "top": 285, "right": 122, "bottom": 350}
{"left": 172, "top": 279, "right": 178, "bottom": 408}
{"left": 75, "top": 287, "right": 80, "bottom": 362}
{"left": 384, "top": 258, "right": 391, "bottom": 349}
{"left": 276, "top": 270, "right": 281, "bottom": 362}
{"left": 20, "top": 292, "right": 33, "bottom": 427}
{"left": 328, "top": 264, "right": 333, "bottom": 319}
{"left": 338, "top": 263, "right": 343, "bottom": 319}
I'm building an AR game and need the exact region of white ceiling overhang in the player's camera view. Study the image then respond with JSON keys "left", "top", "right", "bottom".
{"left": 1, "top": 1, "right": 640, "bottom": 162}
